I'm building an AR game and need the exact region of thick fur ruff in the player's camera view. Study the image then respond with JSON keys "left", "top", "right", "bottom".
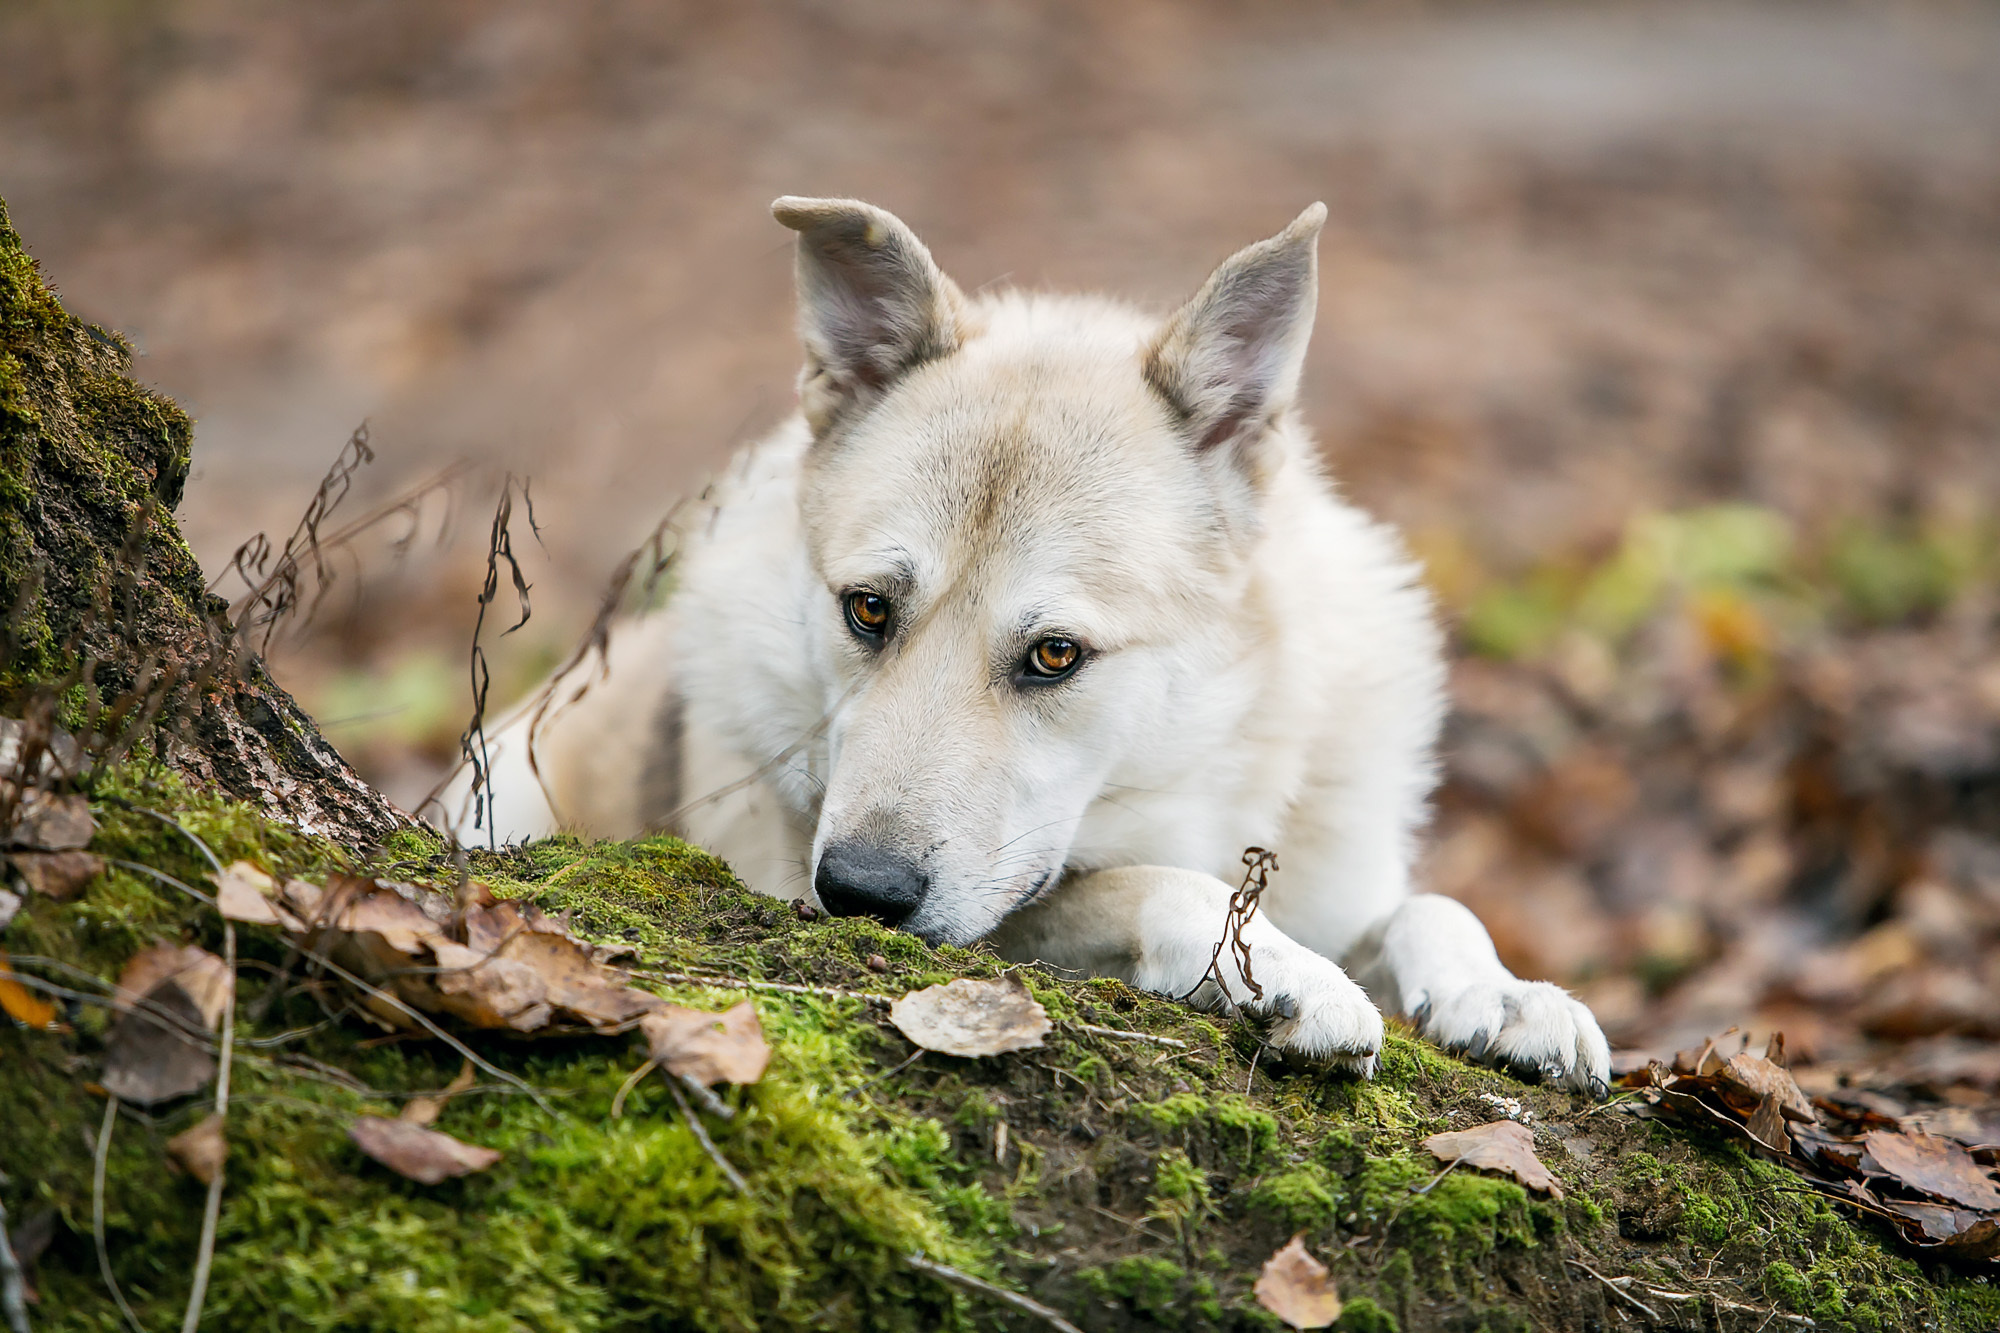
{"left": 447, "top": 199, "right": 1610, "bottom": 1094}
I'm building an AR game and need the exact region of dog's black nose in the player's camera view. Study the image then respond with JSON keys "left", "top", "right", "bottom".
{"left": 814, "top": 842, "right": 927, "bottom": 928}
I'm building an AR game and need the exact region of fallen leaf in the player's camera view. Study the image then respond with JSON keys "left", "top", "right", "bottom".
{"left": 889, "top": 975, "right": 1050, "bottom": 1058}
{"left": 349, "top": 1115, "right": 501, "bottom": 1184}
{"left": 1716, "top": 1051, "right": 1815, "bottom": 1122}
{"left": 1424, "top": 1120, "right": 1566, "bottom": 1198}
{"left": 214, "top": 860, "right": 303, "bottom": 929}
{"left": 114, "top": 943, "right": 232, "bottom": 1031}
{"left": 5, "top": 789, "right": 94, "bottom": 850}
{"left": 10, "top": 849, "right": 101, "bottom": 901}
{"left": 1746, "top": 1094, "right": 1791, "bottom": 1153}
{"left": 641, "top": 1001, "right": 772, "bottom": 1086}
{"left": 0, "top": 957, "right": 57, "bottom": 1028}
{"left": 1253, "top": 1235, "right": 1342, "bottom": 1329}
{"left": 1877, "top": 1200, "right": 2000, "bottom": 1260}
{"left": 1861, "top": 1131, "right": 2000, "bottom": 1211}
{"left": 400, "top": 1060, "right": 477, "bottom": 1127}
{"left": 101, "top": 981, "right": 216, "bottom": 1104}
{"left": 167, "top": 1113, "right": 228, "bottom": 1185}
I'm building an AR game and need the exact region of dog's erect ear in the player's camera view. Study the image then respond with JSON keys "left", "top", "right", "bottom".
{"left": 1144, "top": 203, "right": 1326, "bottom": 462}
{"left": 772, "top": 196, "right": 967, "bottom": 434}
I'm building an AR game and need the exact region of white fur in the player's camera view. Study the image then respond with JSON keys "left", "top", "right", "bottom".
{"left": 441, "top": 199, "right": 1611, "bottom": 1095}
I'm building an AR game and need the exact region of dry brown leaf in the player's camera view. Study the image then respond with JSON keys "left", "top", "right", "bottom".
{"left": 6, "top": 789, "right": 94, "bottom": 850}
{"left": 400, "top": 1061, "right": 477, "bottom": 1127}
{"left": 0, "top": 958, "right": 57, "bottom": 1028}
{"left": 114, "top": 943, "right": 232, "bottom": 1031}
{"left": 10, "top": 849, "right": 101, "bottom": 901}
{"left": 889, "top": 975, "right": 1050, "bottom": 1058}
{"left": 490, "top": 924, "right": 660, "bottom": 1030}
{"left": 101, "top": 982, "right": 216, "bottom": 1104}
{"left": 641, "top": 1000, "right": 771, "bottom": 1086}
{"left": 214, "top": 860, "right": 304, "bottom": 930}
{"left": 1878, "top": 1200, "right": 2000, "bottom": 1260}
{"left": 167, "top": 1113, "right": 228, "bottom": 1185}
{"left": 350, "top": 1115, "right": 501, "bottom": 1184}
{"left": 1424, "top": 1120, "right": 1566, "bottom": 1198}
{"left": 1253, "top": 1235, "right": 1342, "bottom": 1329}
{"left": 1717, "top": 1051, "right": 1815, "bottom": 1121}
{"left": 1861, "top": 1130, "right": 2000, "bottom": 1211}
{"left": 1746, "top": 1094, "right": 1791, "bottom": 1153}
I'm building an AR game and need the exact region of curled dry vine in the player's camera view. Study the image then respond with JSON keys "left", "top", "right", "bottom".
{"left": 1183, "top": 847, "right": 1279, "bottom": 1011}
{"left": 454, "top": 475, "right": 539, "bottom": 849}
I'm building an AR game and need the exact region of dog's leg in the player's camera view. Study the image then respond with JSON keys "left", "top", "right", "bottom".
{"left": 1346, "top": 894, "right": 1610, "bottom": 1097}
{"left": 989, "top": 866, "right": 1384, "bottom": 1075}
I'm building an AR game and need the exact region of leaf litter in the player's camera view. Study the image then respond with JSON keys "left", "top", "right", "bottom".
{"left": 100, "top": 943, "right": 233, "bottom": 1105}
{"left": 1624, "top": 1030, "right": 2000, "bottom": 1261}
{"left": 1253, "top": 1235, "right": 1342, "bottom": 1329}
{"left": 166, "top": 1114, "right": 228, "bottom": 1186}
{"left": 349, "top": 1116, "right": 502, "bottom": 1185}
{"left": 1423, "top": 1119, "right": 1566, "bottom": 1198}
{"left": 889, "top": 975, "right": 1051, "bottom": 1058}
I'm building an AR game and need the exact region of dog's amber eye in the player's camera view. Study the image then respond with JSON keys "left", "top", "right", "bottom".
{"left": 1025, "top": 637, "right": 1081, "bottom": 679}
{"left": 844, "top": 591, "right": 891, "bottom": 637}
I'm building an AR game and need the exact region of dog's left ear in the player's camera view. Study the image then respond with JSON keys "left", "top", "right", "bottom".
{"left": 773, "top": 196, "right": 968, "bottom": 435}
{"left": 1144, "top": 203, "right": 1325, "bottom": 469}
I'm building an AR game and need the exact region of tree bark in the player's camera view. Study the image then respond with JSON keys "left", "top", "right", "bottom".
{"left": 0, "top": 195, "right": 411, "bottom": 848}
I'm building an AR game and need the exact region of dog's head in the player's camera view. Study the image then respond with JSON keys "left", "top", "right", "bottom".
{"left": 773, "top": 196, "right": 1324, "bottom": 944}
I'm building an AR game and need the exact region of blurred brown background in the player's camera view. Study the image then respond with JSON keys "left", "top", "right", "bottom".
{"left": 4, "top": 0, "right": 1998, "bottom": 1077}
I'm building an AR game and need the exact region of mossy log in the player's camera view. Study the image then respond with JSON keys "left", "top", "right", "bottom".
{"left": 5, "top": 773, "right": 1998, "bottom": 1332}
{"left": 0, "top": 196, "right": 408, "bottom": 846}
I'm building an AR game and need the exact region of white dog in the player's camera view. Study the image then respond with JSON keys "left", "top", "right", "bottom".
{"left": 447, "top": 197, "right": 1611, "bottom": 1094}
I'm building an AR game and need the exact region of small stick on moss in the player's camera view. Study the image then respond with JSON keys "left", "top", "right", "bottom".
{"left": 903, "top": 1254, "right": 1085, "bottom": 1333}
{"left": 91, "top": 1098, "right": 146, "bottom": 1333}
{"left": 0, "top": 1197, "right": 30, "bottom": 1333}
{"left": 305, "top": 952, "right": 555, "bottom": 1116}
{"left": 103, "top": 858, "right": 215, "bottom": 907}
{"left": 635, "top": 970, "right": 893, "bottom": 1008}
{"left": 609, "top": 1058, "right": 659, "bottom": 1119}
{"left": 125, "top": 806, "right": 225, "bottom": 877}
{"left": 848, "top": 1047, "right": 925, "bottom": 1099}
{"left": 1072, "top": 1022, "right": 1187, "bottom": 1049}
{"left": 662, "top": 1073, "right": 748, "bottom": 1194}
{"left": 178, "top": 920, "right": 233, "bottom": 1333}
{"left": 1564, "top": 1258, "right": 1662, "bottom": 1321}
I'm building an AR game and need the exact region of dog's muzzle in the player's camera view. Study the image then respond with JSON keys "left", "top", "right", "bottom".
{"left": 813, "top": 840, "right": 928, "bottom": 929}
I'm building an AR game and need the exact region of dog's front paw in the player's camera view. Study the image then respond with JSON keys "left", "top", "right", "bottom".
{"left": 1257, "top": 963, "right": 1385, "bottom": 1079}
{"left": 1414, "top": 979, "right": 1610, "bottom": 1098}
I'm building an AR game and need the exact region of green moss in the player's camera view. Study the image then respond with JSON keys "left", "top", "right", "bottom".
{"left": 1248, "top": 1164, "right": 1340, "bottom": 1233}
{"left": 1334, "top": 1297, "right": 1399, "bottom": 1333}
{"left": 8, "top": 764, "right": 2000, "bottom": 1332}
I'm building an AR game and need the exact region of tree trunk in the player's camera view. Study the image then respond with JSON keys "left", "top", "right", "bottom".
{"left": 0, "top": 195, "right": 411, "bottom": 848}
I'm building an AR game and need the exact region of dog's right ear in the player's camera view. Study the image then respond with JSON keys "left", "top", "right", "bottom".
{"left": 772, "top": 197, "right": 967, "bottom": 435}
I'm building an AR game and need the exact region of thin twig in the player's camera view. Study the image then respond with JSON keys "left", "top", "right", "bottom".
{"left": 677, "top": 1074, "right": 735, "bottom": 1121}
{"left": 903, "top": 1254, "right": 1085, "bottom": 1333}
{"left": 0, "top": 1196, "right": 29, "bottom": 1333}
{"left": 103, "top": 859, "right": 215, "bottom": 907}
{"left": 1072, "top": 1023, "right": 1188, "bottom": 1049}
{"left": 179, "top": 922, "right": 233, "bottom": 1333}
{"left": 848, "top": 1048, "right": 926, "bottom": 1099}
{"left": 127, "top": 808, "right": 224, "bottom": 878}
{"left": 634, "top": 970, "right": 893, "bottom": 1007}
{"left": 609, "top": 1059, "right": 659, "bottom": 1120}
{"left": 1565, "top": 1259, "right": 1661, "bottom": 1321}
{"left": 663, "top": 1073, "right": 748, "bottom": 1194}
{"left": 305, "top": 952, "right": 555, "bottom": 1116}
{"left": 92, "top": 1099, "right": 145, "bottom": 1333}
